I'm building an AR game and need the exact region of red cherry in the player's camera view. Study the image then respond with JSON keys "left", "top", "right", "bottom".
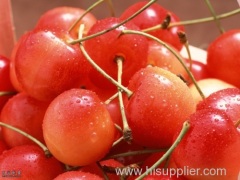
{"left": 197, "top": 88, "right": 240, "bottom": 125}
{"left": 0, "top": 92, "right": 49, "bottom": 148}
{"left": 172, "top": 109, "right": 240, "bottom": 180}
{"left": 14, "top": 29, "right": 90, "bottom": 101}
{"left": 0, "top": 145, "right": 64, "bottom": 180}
{"left": 206, "top": 29, "right": 240, "bottom": 88}
{"left": 0, "top": 139, "right": 8, "bottom": 155}
{"left": 54, "top": 171, "right": 103, "bottom": 180}
{"left": 120, "top": 1, "right": 185, "bottom": 50}
{"left": 0, "top": 55, "right": 16, "bottom": 112}
{"left": 84, "top": 17, "right": 149, "bottom": 90}
{"left": 35, "top": 6, "right": 97, "bottom": 38}
{"left": 42, "top": 88, "right": 116, "bottom": 166}
{"left": 125, "top": 66, "right": 196, "bottom": 148}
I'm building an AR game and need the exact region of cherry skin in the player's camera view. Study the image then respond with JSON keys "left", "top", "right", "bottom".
{"left": 0, "top": 139, "right": 8, "bottom": 155}
{"left": 35, "top": 6, "right": 97, "bottom": 38}
{"left": 172, "top": 109, "right": 240, "bottom": 180}
{"left": 0, "top": 55, "right": 16, "bottom": 112}
{"left": 54, "top": 171, "right": 103, "bottom": 180}
{"left": 14, "top": 29, "right": 90, "bottom": 101}
{"left": 0, "top": 145, "right": 64, "bottom": 180}
{"left": 206, "top": 29, "right": 240, "bottom": 88}
{"left": 0, "top": 92, "right": 49, "bottom": 148}
{"left": 197, "top": 88, "right": 240, "bottom": 126}
{"left": 125, "top": 66, "right": 196, "bottom": 148}
{"left": 120, "top": 1, "right": 185, "bottom": 50}
{"left": 42, "top": 88, "right": 116, "bottom": 166}
{"left": 189, "top": 78, "right": 236, "bottom": 104}
{"left": 84, "top": 17, "right": 149, "bottom": 90}
{"left": 147, "top": 40, "right": 188, "bottom": 80}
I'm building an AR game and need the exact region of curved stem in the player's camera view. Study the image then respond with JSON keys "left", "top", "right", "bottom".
{"left": 0, "top": 122, "right": 51, "bottom": 157}
{"left": 68, "top": 0, "right": 158, "bottom": 44}
{"left": 204, "top": 0, "right": 225, "bottom": 33}
{"left": 68, "top": 0, "right": 105, "bottom": 33}
{"left": 105, "top": 0, "right": 115, "bottom": 17}
{"left": 122, "top": 29, "right": 205, "bottom": 100}
{"left": 143, "top": 8, "right": 240, "bottom": 33}
{"left": 136, "top": 121, "right": 190, "bottom": 180}
{"left": 78, "top": 24, "right": 133, "bottom": 97}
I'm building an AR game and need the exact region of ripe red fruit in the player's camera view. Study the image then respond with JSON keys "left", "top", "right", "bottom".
{"left": 14, "top": 29, "right": 90, "bottom": 101}
{"left": 0, "top": 139, "right": 8, "bottom": 155}
{"left": 0, "top": 92, "right": 49, "bottom": 148}
{"left": 172, "top": 109, "right": 240, "bottom": 180}
{"left": 84, "top": 17, "right": 149, "bottom": 90}
{"left": 125, "top": 66, "right": 196, "bottom": 148}
{"left": 0, "top": 55, "right": 16, "bottom": 112}
{"left": 42, "top": 88, "right": 116, "bottom": 166}
{"left": 35, "top": 6, "right": 97, "bottom": 38}
{"left": 197, "top": 88, "right": 240, "bottom": 126}
{"left": 54, "top": 171, "right": 103, "bottom": 180}
{"left": 120, "top": 1, "right": 185, "bottom": 50}
{"left": 206, "top": 29, "right": 240, "bottom": 88}
{"left": 0, "top": 145, "right": 64, "bottom": 180}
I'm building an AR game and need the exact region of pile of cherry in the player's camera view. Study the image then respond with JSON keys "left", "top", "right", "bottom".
{"left": 0, "top": 1, "right": 240, "bottom": 179}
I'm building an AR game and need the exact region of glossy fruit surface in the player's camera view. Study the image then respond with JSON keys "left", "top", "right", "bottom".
{"left": 42, "top": 88, "right": 116, "bottom": 166}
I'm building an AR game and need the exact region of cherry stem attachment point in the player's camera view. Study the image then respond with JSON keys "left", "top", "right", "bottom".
{"left": 68, "top": 0, "right": 158, "bottom": 44}
{"left": 0, "top": 122, "right": 51, "bottom": 157}
{"left": 78, "top": 24, "right": 133, "bottom": 97}
{"left": 122, "top": 29, "right": 205, "bottom": 100}
{"left": 136, "top": 121, "right": 190, "bottom": 180}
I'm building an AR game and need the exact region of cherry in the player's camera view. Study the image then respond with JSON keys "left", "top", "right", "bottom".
{"left": 0, "top": 139, "right": 8, "bottom": 155}
{"left": 0, "top": 55, "right": 16, "bottom": 112}
{"left": 14, "top": 29, "right": 90, "bottom": 101}
{"left": 35, "top": 6, "right": 97, "bottom": 38}
{"left": 54, "top": 171, "right": 103, "bottom": 180}
{"left": 197, "top": 88, "right": 240, "bottom": 126}
{"left": 84, "top": 17, "right": 149, "bottom": 90}
{"left": 172, "top": 109, "right": 240, "bottom": 180}
{"left": 147, "top": 40, "right": 188, "bottom": 80}
{"left": 120, "top": 1, "right": 185, "bottom": 50}
{"left": 206, "top": 29, "right": 240, "bottom": 88}
{"left": 0, "top": 145, "right": 64, "bottom": 180}
{"left": 42, "top": 88, "right": 116, "bottom": 166}
{"left": 0, "top": 92, "right": 49, "bottom": 148}
{"left": 124, "top": 66, "right": 196, "bottom": 148}
{"left": 189, "top": 78, "right": 236, "bottom": 104}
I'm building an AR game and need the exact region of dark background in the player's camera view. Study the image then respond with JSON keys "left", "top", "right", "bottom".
{"left": 11, "top": 0, "right": 240, "bottom": 49}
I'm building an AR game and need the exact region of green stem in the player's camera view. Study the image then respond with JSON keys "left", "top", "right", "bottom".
{"left": 68, "top": 0, "right": 105, "bottom": 33}
{"left": 0, "top": 122, "right": 51, "bottom": 157}
{"left": 136, "top": 121, "right": 190, "bottom": 180}
{"left": 116, "top": 57, "right": 132, "bottom": 143}
{"left": 204, "top": 0, "right": 225, "bottom": 33}
{"left": 68, "top": 0, "right": 158, "bottom": 44}
{"left": 143, "top": 8, "right": 240, "bottom": 33}
{"left": 122, "top": 29, "right": 205, "bottom": 100}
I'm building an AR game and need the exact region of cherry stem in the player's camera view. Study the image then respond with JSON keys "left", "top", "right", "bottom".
{"left": 68, "top": 0, "right": 105, "bottom": 33}
{"left": 204, "top": 0, "right": 225, "bottom": 34}
{"left": 78, "top": 24, "right": 133, "bottom": 97}
{"left": 96, "top": 161, "right": 110, "bottom": 180}
{"left": 235, "top": 119, "right": 240, "bottom": 128}
{"left": 0, "top": 122, "right": 51, "bottom": 157}
{"left": 68, "top": 0, "right": 158, "bottom": 44}
{"left": 105, "top": 148, "right": 168, "bottom": 160}
{"left": 136, "top": 121, "right": 190, "bottom": 180}
{"left": 112, "top": 136, "right": 124, "bottom": 147}
{"left": 122, "top": 29, "right": 205, "bottom": 100}
{"left": 177, "top": 31, "right": 192, "bottom": 72}
{"left": 116, "top": 56, "right": 132, "bottom": 143}
{"left": 143, "top": 8, "right": 240, "bottom": 33}
{"left": 0, "top": 91, "right": 17, "bottom": 96}
{"left": 104, "top": 92, "right": 118, "bottom": 105}
{"left": 105, "top": 0, "right": 115, "bottom": 17}
{"left": 114, "top": 123, "right": 123, "bottom": 133}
